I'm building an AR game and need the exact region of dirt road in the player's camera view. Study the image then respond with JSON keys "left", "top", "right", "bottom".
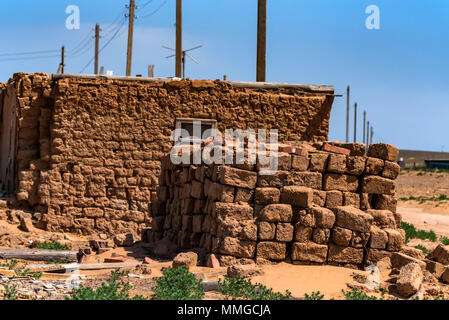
{"left": 398, "top": 206, "right": 449, "bottom": 237}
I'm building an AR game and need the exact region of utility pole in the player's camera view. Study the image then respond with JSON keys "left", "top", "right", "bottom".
{"left": 363, "top": 111, "right": 366, "bottom": 144}
{"left": 126, "top": 0, "right": 136, "bottom": 76}
{"left": 366, "top": 121, "right": 370, "bottom": 146}
{"left": 346, "top": 86, "right": 350, "bottom": 143}
{"left": 59, "top": 46, "right": 65, "bottom": 74}
{"left": 354, "top": 103, "right": 357, "bottom": 143}
{"left": 256, "top": 0, "right": 267, "bottom": 82}
{"left": 176, "top": 0, "right": 182, "bottom": 78}
{"left": 94, "top": 24, "right": 100, "bottom": 74}
{"left": 148, "top": 65, "right": 154, "bottom": 78}
{"left": 370, "top": 126, "right": 373, "bottom": 146}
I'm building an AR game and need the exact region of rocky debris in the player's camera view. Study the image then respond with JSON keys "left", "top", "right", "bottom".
{"left": 113, "top": 233, "right": 134, "bottom": 247}
{"left": 441, "top": 268, "right": 449, "bottom": 284}
{"left": 143, "top": 257, "right": 156, "bottom": 264}
{"left": 172, "top": 252, "right": 198, "bottom": 269}
{"left": 227, "top": 264, "right": 264, "bottom": 278}
{"left": 396, "top": 263, "right": 424, "bottom": 297}
{"left": 427, "top": 244, "right": 449, "bottom": 265}
{"left": 104, "top": 253, "right": 138, "bottom": 263}
{"left": 132, "top": 264, "right": 152, "bottom": 275}
{"left": 426, "top": 260, "right": 445, "bottom": 279}
{"left": 19, "top": 216, "right": 35, "bottom": 233}
{"left": 391, "top": 252, "right": 426, "bottom": 270}
{"left": 400, "top": 246, "right": 425, "bottom": 260}
{"left": 206, "top": 254, "right": 220, "bottom": 268}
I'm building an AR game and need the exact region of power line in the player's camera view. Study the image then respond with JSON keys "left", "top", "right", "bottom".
{"left": 79, "top": 18, "right": 127, "bottom": 73}
{"left": 139, "top": 0, "right": 168, "bottom": 19}
{"left": 138, "top": 0, "right": 154, "bottom": 10}
{"left": 0, "top": 49, "right": 59, "bottom": 57}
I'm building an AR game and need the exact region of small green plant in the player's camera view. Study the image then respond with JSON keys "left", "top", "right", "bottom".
{"left": 218, "top": 275, "right": 291, "bottom": 300}
{"left": 440, "top": 236, "right": 449, "bottom": 246}
{"left": 0, "top": 259, "right": 18, "bottom": 270}
{"left": 304, "top": 291, "right": 324, "bottom": 300}
{"left": 32, "top": 272, "right": 43, "bottom": 279}
{"left": 152, "top": 266, "right": 204, "bottom": 300}
{"left": 14, "top": 268, "right": 30, "bottom": 277}
{"left": 401, "top": 222, "right": 437, "bottom": 243}
{"left": 399, "top": 194, "right": 449, "bottom": 203}
{"left": 2, "top": 284, "right": 18, "bottom": 300}
{"left": 415, "top": 245, "right": 431, "bottom": 254}
{"left": 68, "top": 269, "right": 146, "bottom": 300}
{"left": 342, "top": 288, "right": 378, "bottom": 300}
{"left": 36, "top": 241, "right": 68, "bottom": 251}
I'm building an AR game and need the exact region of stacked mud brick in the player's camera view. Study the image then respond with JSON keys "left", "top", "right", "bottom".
{"left": 150, "top": 141, "right": 404, "bottom": 267}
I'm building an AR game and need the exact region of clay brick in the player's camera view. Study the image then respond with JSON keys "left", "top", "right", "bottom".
{"left": 240, "top": 221, "right": 257, "bottom": 241}
{"left": 213, "top": 202, "right": 254, "bottom": 221}
{"left": 254, "top": 188, "right": 280, "bottom": 205}
{"left": 325, "top": 190, "right": 343, "bottom": 208}
{"left": 362, "top": 176, "right": 396, "bottom": 195}
{"left": 297, "top": 210, "right": 316, "bottom": 227}
{"left": 372, "top": 194, "right": 397, "bottom": 213}
{"left": 291, "top": 155, "right": 309, "bottom": 171}
{"left": 217, "top": 166, "right": 257, "bottom": 189}
{"left": 309, "top": 153, "right": 329, "bottom": 172}
{"left": 334, "top": 206, "right": 373, "bottom": 233}
{"left": 367, "top": 143, "right": 399, "bottom": 162}
{"left": 83, "top": 208, "right": 104, "bottom": 218}
{"left": 327, "top": 153, "right": 347, "bottom": 173}
{"left": 294, "top": 224, "right": 313, "bottom": 242}
{"left": 312, "top": 228, "right": 330, "bottom": 244}
{"left": 369, "top": 226, "right": 388, "bottom": 249}
{"left": 190, "top": 180, "right": 204, "bottom": 199}
{"left": 234, "top": 188, "right": 254, "bottom": 203}
{"left": 343, "top": 192, "right": 360, "bottom": 208}
{"left": 257, "top": 171, "right": 289, "bottom": 188}
{"left": 291, "top": 242, "right": 328, "bottom": 263}
{"left": 346, "top": 156, "right": 366, "bottom": 175}
{"left": 257, "top": 204, "right": 293, "bottom": 223}
{"left": 365, "top": 157, "right": 384, "bottom": 175}
{"left": 365, "top": 249, "right": 392, "bottom": 265}
{"left": 258, "top": 221, "right": 275, "bottom": 240}
{"left": 331, "top": 227, "right": 352, "bottom": 247}
{"left": 280, "top": 186, "right": 313, "bottom": 208}
{"left": 311, "top": 207, "right": 335, "bottom": 229}
{"left": 218, "top": 237, "right": 256, "bottom": 259}
{"left": 327, "top": 142, "right": 366, "bottom": 156}
{"left": 366, "top": 209, "right": 396, "bottom": 228}
{"left": 350, "top": 231, "right": 370, "bottom": 248}
{"left": 257, "top": 241, "right": 286, "bottom": 261}
{"left": 384, "top": 228, "right": 404, "bottom": 251}
{"left": 323, "top": 174, "right": 359, "bottom": 192}
{"left": 313, "top": 190, "right": 326, "bottom": 207}
{"left": 276, "top": 223, "right": 294, "bottom": 242}
{"left": 382, "top": 161, "right": 400, "bottom": 179}
{"left": 328, "top": 244, "right": 364, "bottom": 264}
{"left": 322, "top": 143, "right": 351, "bottom": 155}
{"left": 288, "top": 171, "right": 322, "bottom": 189}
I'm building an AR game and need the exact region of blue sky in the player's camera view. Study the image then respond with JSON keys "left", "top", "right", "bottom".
{"left": 1, "top": 0, "right": 448, "bottom": 152}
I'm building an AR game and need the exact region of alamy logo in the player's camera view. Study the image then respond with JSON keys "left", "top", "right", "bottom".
{"left": 170, "top": 123, "right": 279, "bottom": 175}
{"left": 66, "top": 5, "right": 81, "bottom": 30}
{"left": 365, "top": 5, "right": 380, "bottom": 30}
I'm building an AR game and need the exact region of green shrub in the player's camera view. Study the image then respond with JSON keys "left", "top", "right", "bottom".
{"left": 440, "top": 236, "right": 449, "bottom": 245}
{"left": 68, "top": 269, "right": 146, "bottom": 300}
{"left": 36, "top": 241, "right": 68, "bottom": 251}
{"left": 415, "top": 245, "right": 431, "bottom": 254}
{"left": 2, "top": 284, "right": 18, "bottom": 300}
{"left": 342, "top": 288, "right": 379, "bottom": 300}
{"left": 218, "top": 275, "right": 291, "bottom": 300}
{"left": 32, "top": 272, "right": 43, "bottom": 279}
{"left": 0, "top": 259, "right": 18, "bottom": 270}
{"left": 304, "top": 291, "right": 324, "bottom": 300}
{"left": 152, "top": 266, "right": 204, "bottom": 300}
{"left": 401, "top": 222, "right": 437, "bottom": 243}
{"left": 14, "top": 268, "right": 30, "bottom": 277}
{"left": 46, "top": 258, "right": 70, "bottom": 264}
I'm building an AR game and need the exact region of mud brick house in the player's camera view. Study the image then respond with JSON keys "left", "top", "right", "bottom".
{"left": 0, "top": 72, "right": 335, "bottom": 236}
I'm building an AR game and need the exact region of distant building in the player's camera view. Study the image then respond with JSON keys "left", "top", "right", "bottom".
{"left": 398, "top": 150, "right": 449, "bottom": 168}
{"left": 424, "top": 160, "right": 449, "bottom": 170}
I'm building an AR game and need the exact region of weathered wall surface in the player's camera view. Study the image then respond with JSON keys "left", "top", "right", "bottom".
{"left": 0, "top": 73, "right": 334, "bottom": 236}
{"left": 151, "top": 142, "right": 403, "bottom": 267}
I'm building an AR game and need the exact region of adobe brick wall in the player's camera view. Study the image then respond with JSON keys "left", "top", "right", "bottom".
{"left": 0, "top": 73, "right": 334, "bottom": 236}
{"left": 150, "top": 142, "right": 403, "bottom": 267}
